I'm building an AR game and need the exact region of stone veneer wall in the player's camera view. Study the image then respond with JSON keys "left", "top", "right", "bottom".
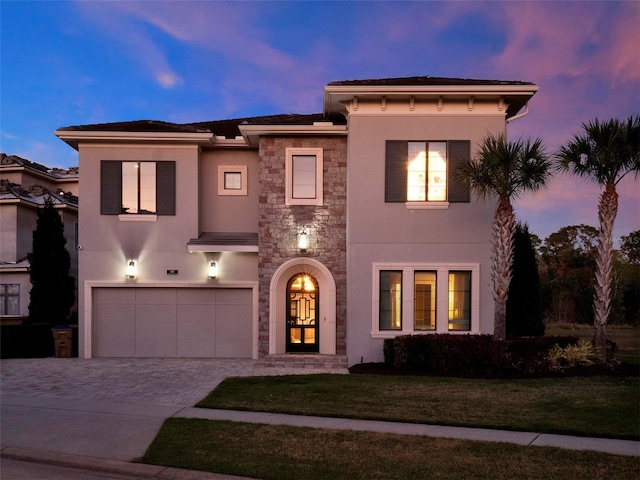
{"left": 258, "top": 136, "right": 347, "bottom": 356}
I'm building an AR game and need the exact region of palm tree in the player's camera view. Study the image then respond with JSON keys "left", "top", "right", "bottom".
{"left": 556, "top": 116, "right": 640, "bottom": 359}
{"left": 457, "top": 134, "right": 551, "bottom": 340}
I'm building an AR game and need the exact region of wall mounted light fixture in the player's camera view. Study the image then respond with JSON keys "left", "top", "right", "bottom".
{"left": 208, "top": 261, "right": 218, "bottom": 279}
{"left": 126, "top": 259, "right": 137, "bottom": 278}
{"left": 298, "top": 229, "right": 308, "bottom": 253}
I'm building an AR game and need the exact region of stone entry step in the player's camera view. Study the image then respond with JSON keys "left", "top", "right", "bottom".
{"left": 258, "top": 354, "right": 348, "bottom": 370}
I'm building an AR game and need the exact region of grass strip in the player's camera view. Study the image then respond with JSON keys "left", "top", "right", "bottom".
{"left": 144, "top": 418, "right": 640, "bottom": 480}
{"left": 197, "top": 375, "right": 639, "bottom": 440}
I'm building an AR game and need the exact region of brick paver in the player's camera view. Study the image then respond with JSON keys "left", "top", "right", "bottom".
{"left": 0, "top": 358, "right": 347, "bottom": 407}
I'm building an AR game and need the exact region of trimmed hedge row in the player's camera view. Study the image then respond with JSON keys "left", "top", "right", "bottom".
{"left": 384, "top": 334, "right": 581, "bottom": 377}
{"left": 1, "top": 324, "right": 55, "bottom": 358}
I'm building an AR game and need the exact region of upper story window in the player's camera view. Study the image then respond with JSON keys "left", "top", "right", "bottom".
{"left": 286, "top": 148, "right": 323, "bottom": 206}
{"left": 385, "top": 140, "right": 470, "bottom": 206}
{"left": 0, "top": 284, "right": 20, "bottom": 316}
{"left": 101, "top": 161, "right": 175, "bottom": 216}
{"left": 218, "top": 165, "right": 248, "bottom": 196}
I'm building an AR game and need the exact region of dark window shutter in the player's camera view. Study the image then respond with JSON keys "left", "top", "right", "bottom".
{"left": 385, "top": 141, "right": 407, "bottom": 202}
{"left": 156, "top": 161, "right": 176, "bottom": 215}
{"left": 101, "top": 161, "right": 122, "bottom": 215}
{"left": 447, "top": 140, "right": 470, "bottom": 203}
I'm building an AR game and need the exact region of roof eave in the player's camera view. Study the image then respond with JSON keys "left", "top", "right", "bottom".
{"left": 323, "top": 84, "right": 539, "bottom": 117}
{"left": 238, "top": 123, "right": 348, "bottom": 148}
{"left": 54, "top": 130, "right": 216, "bottom": 150}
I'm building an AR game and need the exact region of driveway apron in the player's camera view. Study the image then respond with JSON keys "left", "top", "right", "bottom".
{"left": 1, "top": 358, "right": 344, "bottom": 461}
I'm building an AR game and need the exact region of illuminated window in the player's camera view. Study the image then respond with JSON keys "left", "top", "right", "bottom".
{"left": 385, "top": 140, "right": 470, "bottom": 204}
{"left": 449, "top": 271, "right": 471, "bottom": 331}
{"left": 414, "top": 271, "right": 436, "bottom": 330}
{"left": 379, "top": 271, "right": 402, "bottom": 330}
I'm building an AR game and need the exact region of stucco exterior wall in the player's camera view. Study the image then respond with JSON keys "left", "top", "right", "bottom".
{"left": 199, "top": 149, "right": 259, "bottom": 233}
{"left": 258, "top": 136, "right": 347, "bottom": 357}
{"left": 345, "top": 113, "right": 505, "bottom": 364}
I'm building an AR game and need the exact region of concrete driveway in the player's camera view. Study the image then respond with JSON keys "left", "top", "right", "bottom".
{"left": 1, "top": 358, "right": 345, "bottom": 461}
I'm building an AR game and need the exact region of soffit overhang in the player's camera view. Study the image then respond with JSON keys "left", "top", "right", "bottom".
{"left": 323, "top": 84, "right": 539, "bottom": 118}
{"left": 54, "top": 130, "right": 216, "bottom": 150}
{"left": 238, "top": 123, "right": 348, "bottom": 148}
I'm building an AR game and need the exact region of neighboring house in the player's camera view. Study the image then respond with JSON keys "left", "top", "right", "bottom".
{"left": 54, "top": 76, "right": 538, "bottom": 366}
{"left": 0, "top": 154, "right": 79, "bottom": 323}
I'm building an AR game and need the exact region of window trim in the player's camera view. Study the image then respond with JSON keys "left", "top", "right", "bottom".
{"left": 218, "top": 165, "right": 248, "bottom": 196}
{"left": 285, "top": 148, "right": 323, "bottom": 206}
{"left": 385, "top": 140, "right": 470, "bottom": 207}
{"left": 0, "top": 283, "right": 20, "bottom": 316}
{"left": 371, "top": 263, "right": 480, "bottom": 338}
{"left": 100, "top": 160, "right": 175, "bottom": 216}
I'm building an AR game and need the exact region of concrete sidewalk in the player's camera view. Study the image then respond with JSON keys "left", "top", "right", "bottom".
{"left": 176, "top": 407, "right": 640, "bottom": 458}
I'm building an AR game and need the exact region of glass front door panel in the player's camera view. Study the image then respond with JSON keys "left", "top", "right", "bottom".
{"left": 286, "top": 274, "right": 319, "bottom": 353}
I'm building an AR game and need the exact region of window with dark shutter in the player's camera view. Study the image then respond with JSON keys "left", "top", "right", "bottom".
{"left": 156, "top": 161, "right": 176, "bottom": 215}
{"left": 447, "top": 140, "right": 471, "bottom": 203}
{"left": 100, "top": 160, "right": 175, "bottom": 215}
{"left": 385, "top": 141, "right": 408, "bottom": 202}
{"left": 384, "top": 140, "right": 470, "bottom": 204}
{"left": 101, "top": 161, "right": 122, "bottom": 215}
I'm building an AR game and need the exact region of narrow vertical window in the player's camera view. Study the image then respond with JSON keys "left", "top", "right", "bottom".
{"left": 414, "top": 271, "right": 436, "bottom": 330}
{"left": 292, "top": 155, "right": 317, "bottom": 199}
{"left": 407, "top": 142, "right": 427, "bottom": 201}
{"left": 380, "top": 271, "right": 402, "bottom": 330}
{"left": 285, "top": 148, "right": 323, "bottom": 206}
{"left": 448, "top": 271, "right": 471, "bottom": 331}
{"left": 427, "top": 142, "right": 447, "bottom": 201}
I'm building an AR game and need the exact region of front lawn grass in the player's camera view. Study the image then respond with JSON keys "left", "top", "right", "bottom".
{"left": 197, "top": 374, "right": 639, "bottom": 440}
{"left": 144, "top": 418, "right": 640, "bottom": 480}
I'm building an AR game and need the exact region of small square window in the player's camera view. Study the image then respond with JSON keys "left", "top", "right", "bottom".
{"left": 224, "top": 172, "right": 243, "bottom": 190}
{"left": 218, "top": 165, "right": 248, "bottom": 196}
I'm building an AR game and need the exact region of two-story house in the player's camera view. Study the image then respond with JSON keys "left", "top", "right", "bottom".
{"left": 55, "top": 76, "right": 538, "bottom": 366}
{"left": 0, "top": 154, "right": 79, "bottom": 323}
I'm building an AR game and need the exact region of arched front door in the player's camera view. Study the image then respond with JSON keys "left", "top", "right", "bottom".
{"left": 286, "top": 274, "right": 319, "bottom": 353}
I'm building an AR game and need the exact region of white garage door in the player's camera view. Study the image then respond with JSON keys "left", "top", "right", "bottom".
{"left": 92, "top": 287, "right": 253, "bottom": 358}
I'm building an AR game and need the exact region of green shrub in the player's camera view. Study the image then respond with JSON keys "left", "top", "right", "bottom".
{"left": 547, "top": 340, "right": 600, "bottom": 369}
{"left": 386, "top": 334, "right": 580, "bottom": 377}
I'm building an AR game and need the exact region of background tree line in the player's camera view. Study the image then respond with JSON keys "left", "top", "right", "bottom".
{"left": 507, "top": 224, "right": 639, "bottom": 334}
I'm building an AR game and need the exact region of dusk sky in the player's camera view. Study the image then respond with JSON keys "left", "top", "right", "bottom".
{"left": 1, "top": 1, "right": 638, "bottom": 242}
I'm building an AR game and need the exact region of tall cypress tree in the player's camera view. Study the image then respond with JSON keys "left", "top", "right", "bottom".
{"left": 506, "top": 223, "right": 545, "bottom": 337}
{"left": 27, "top": 197, "right": 75, "bottom": 325}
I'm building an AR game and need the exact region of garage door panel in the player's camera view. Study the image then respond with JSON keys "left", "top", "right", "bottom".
{"left": 93, "top": 304, "right": 135, "bottom": 357}
{"left": 94, "top": 288, "right": 135, "bottom": 304}
{"left": 177, "top": 289, "right": 214, "bottom": 305}
{"left": 216, "top": 289, "right": 252, "bottom": 305}
{"left": 136, "top": 304, "right": 177, "bottom": 323}
{"left": 215, "top": 304, "right": 252, "bottom": 358}
{"left": 177, "top": 304, "right": 214, "bottom": 323}
{"left": 135, "top": 288, "right": 177, "bottom": 304}
{"left": 177, "top": 337, "right": 216, "bottom": 357}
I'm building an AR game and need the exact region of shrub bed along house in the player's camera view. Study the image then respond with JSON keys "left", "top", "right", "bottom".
{"left": 374, "top": 334, "right": 627, "bottom": 378}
